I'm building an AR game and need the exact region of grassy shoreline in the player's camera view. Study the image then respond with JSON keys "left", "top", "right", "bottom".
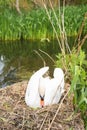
{"left": 0, "top": 5, "right": 87, "bottom": 41}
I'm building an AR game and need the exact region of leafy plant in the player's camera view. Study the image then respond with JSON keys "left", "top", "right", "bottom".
{"left": 55, "top": 49, "right": 87, "bottom": 127}
{"left": 0, "top": 4, "right": 87, "bottom": 41}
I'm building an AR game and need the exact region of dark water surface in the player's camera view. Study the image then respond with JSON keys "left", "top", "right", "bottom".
{"left": 0, "top": 39, "right": 87, "bottom": 88}
{"left": 0, "top": 40, "right": 59, "bottom": 87}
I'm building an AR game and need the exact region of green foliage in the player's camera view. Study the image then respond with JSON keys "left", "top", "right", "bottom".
{"left": 55, "top": 50, "right": 87, "bottom": 114}
{"left": 0, "top": 0, "right": 14, "bottom": 7}
{"left": 70, "top": 51, "right": 87, "bottom": 112}
{"left": 64, "top": 5, "right": 87, "bottom": 36}
{"left": 0, "top": 5, "right": 87, "bottom": 41}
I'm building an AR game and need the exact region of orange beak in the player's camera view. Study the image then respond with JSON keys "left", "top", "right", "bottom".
{"left": 40, "top": 99, "right": 44, "bottom": 107}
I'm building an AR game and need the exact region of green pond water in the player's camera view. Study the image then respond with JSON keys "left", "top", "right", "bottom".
{"left": 0, "top": 40, "right": 59, "bottom": 87}
{"left": 0, "top": 39, "right": 87, "bottom": 88}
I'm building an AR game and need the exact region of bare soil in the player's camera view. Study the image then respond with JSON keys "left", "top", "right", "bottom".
{"left": 0, "top": 81, "right": 84, "bottom": 130}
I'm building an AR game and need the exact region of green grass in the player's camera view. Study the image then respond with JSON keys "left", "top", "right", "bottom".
{"left": 0, "top": 5, "right": 87, "bottom": 41}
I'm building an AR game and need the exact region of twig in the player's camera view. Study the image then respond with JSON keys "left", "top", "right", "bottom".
{"left": 42, "top": 1, "right": 62, "bottom": 51}
{"left": 15, "top": 0, "right": 22, "bottom": 14}
{"left": 34, "top": 50, "right": 46, "bottom": 67}
{"left": 39, "top": 49, "right": 55, "bottom": 63}
{"left": 39, "top": 111, "right": 49, "bottom": 130}
{"left": 78, "top": 13, "right": 87, "bottom": 43}
{"left": 48, "top": 87, "right": 70, "bottom": 130}
{"left": 77, "top": 34, "right": 87, "bottom": 54}
{"left": 49, "top": 0, "right": 71, "bottom": 54}
{"left": 49, "top": 0, "right": 62, "bottom": 33}
{"left": 74, "top": 12, "right": 87, "bottom": 48}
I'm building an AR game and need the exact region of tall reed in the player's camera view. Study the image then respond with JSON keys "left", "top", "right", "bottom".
{"left": 0, "top": 4, "right": 87, "bottom": 41}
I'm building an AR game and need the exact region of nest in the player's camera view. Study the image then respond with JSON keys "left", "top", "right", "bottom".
{"left": 0, "top": 81, "right": 84, "bottom": 130}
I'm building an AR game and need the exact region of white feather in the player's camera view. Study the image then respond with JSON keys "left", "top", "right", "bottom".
{"left": 25, "top": 67, "right": 64, "bottom": 108}
{"left": 25, "top": 67, "right": 49, "bottom": 108}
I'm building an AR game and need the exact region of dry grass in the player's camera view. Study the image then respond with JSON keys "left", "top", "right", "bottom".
{"left": 0, "top": 81, "right": 84, "bottom": 130}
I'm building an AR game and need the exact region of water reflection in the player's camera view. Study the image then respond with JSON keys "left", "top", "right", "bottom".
{"left": 0, "top": 39, "right": 86, "bottom": 88}
{"left": 0, "top": 40, "right": 57, "bottom": 88}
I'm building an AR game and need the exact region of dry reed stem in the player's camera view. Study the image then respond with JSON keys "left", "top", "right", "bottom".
{"left": 74, "top": 12, "right": 87, "bottom": 51}
{"left": 42, "top": 1, "right": 62, "bottom": 51}
{"left": 34, "top": 50, "right": 46, "bottom": 66}
{"left": 78, "top": 13, "right": 87, "bottom": 43}
{"left": 39, "top": 49, "right": 55, "bottom": 63}
{"left": 77, "top": 34, "right": 87, "bottom": 54}
{"left": 39, "top": 111, "right": 49, "bottom": 130}
{"left": 49, "top": 0, "right": 71, "bottom": 54}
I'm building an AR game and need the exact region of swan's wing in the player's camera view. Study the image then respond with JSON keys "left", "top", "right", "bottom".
{"left": 53, "top": 68, "right": 65, "bottom": 96}
{"left": 45, "top": 68, "right": 64, "bottom": 105}
{"left": 25, "top": 66, "right": 49, "bottom": 108}
{"left": 53, "top": 68, "right": 64, "bottom": 80}
{"left": 44, "top": 79, "right": 61, "bottom": 105}
{"left": 52, "top": 77, "right": 64, "bottom": 104}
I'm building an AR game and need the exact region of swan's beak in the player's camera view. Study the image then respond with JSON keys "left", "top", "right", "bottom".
{"left": 40, "top": 99, "right": 44, "bottom": 107}
{"left": 40, "top": 95, "right": 44, "bottom": 107}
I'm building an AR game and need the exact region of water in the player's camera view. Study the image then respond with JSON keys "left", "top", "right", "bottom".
{"left": 0, "top": 39, "right": 87, "bottom": 88}
{"left": 0, "top": 40, "right": 58, "bottom": 88}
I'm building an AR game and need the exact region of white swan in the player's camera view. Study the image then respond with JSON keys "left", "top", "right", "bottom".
{"left": 25, "top": 67, "right": 64, "bottom": 108}
{"left": 25, "top": 67, "right": 49, "bottom": 108}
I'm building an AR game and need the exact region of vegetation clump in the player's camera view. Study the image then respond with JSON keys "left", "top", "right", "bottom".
{"left": 0, "top": 5, "right": 87, "bottom": 41}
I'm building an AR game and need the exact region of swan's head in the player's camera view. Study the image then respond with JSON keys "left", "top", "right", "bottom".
{"left": 38, "top": 77, "right": 46, "bottom": 107}
{"left": 38, "top": 76, "right": 50, "bottom": 107}
{"left": 39, "top": 89, "right": 45, "bottom": 108}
